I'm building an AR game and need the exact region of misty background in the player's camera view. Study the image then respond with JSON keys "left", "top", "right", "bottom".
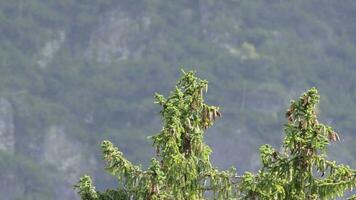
{"left": 0, "top": 0, "right": 355, "bottom": 199}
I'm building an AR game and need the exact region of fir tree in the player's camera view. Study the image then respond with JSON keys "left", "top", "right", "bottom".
{"left": 75, "top": 71, "right": 355, "bottom": 199}
{"left": 239, "top": 88, "right": 356, "bottom": 199}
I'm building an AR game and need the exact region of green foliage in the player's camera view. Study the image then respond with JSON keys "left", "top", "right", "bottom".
{"left": 0, "top": 151, "right": 54, "bottom": 199}
{"left": 1, "top": 0, "right": 356, "bottom": 198}
{"left": 76, "top": 71, "right": 355, "bottom": 199}
{"left": 75, "top": 175, "right": 128, "bottom": 200}
{"left": 76, "top": 71, "right": 235, "bottom": 199}
{"left": 239, "top": 88, "right": 356, "bottom": 199}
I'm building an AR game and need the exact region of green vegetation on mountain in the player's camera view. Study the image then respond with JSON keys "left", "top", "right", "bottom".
{"left": 0, "top": 0, "right": 355, "bottom": 199}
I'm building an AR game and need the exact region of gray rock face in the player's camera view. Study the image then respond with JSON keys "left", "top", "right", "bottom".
{"left": 43, "top": 125, "right": 97, "bottom": 180}
{"left": 85, "top": 10, "right": 151, "bottom": 63}
{"left": 42, "top": 125, "right": 97, "bottom": 199}
{"left": 37, "top": 30, "right": 66, "bottom": 69}
{"left": 0, "top": 98, "right": 15, "bottom": 153}
{"left": 42, "top": 126, "right": 96, "bottom": 199}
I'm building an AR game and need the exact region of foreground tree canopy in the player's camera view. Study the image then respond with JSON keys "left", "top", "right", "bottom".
{"left": 75, "top": 71, "right": 356, "bottom": 200}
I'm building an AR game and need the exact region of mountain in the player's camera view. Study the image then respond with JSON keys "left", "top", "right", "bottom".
{"left": 0, "top": 0, "right": 355, "bottom": 199}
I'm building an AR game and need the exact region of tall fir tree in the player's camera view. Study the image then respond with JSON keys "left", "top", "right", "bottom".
{"left": 75, "top": 71, "right": 355, "bottom": 199}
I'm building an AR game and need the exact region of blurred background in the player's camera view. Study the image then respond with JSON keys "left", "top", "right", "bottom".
{"left": 0, "top": 0, "right": 355, "bottom": 199}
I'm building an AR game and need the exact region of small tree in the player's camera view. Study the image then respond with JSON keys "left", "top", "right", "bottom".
{"left": 239, "top": 88, "right": 356, "bottom": 199}
{"left": 75, "top": 71, "right": 356, "bottom": 199}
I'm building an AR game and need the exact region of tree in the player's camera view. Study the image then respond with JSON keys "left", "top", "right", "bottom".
{"left": 75, "top": 71, "right": 356, "bottom": 199}
{"left": 239, "top": 88, "right": 356, "bottom": 199}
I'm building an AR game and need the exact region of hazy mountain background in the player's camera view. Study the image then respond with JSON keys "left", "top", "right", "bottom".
{"left": 0, "top": 0, "right": 355, "bottom": 199}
